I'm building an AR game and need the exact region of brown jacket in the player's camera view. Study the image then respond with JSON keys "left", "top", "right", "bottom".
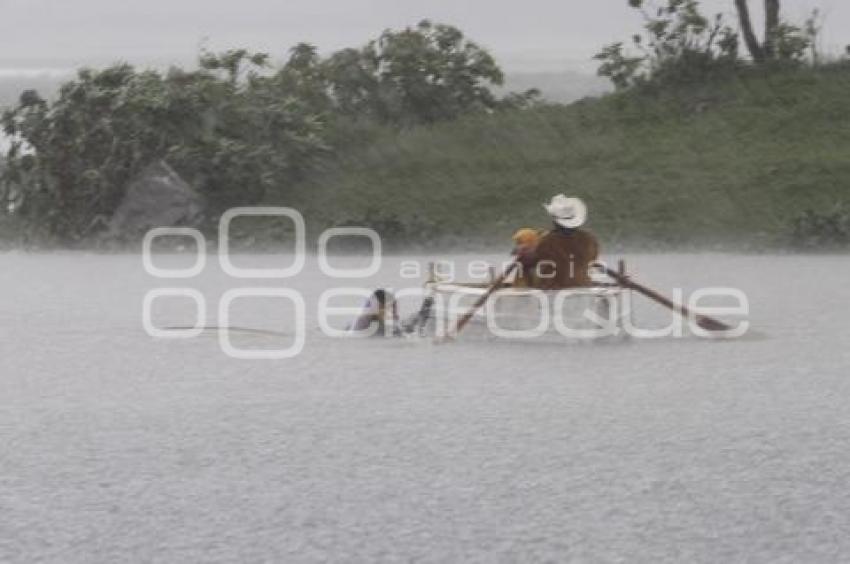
{"left": 519, "top": 227, "right": 599, "bottom": 289}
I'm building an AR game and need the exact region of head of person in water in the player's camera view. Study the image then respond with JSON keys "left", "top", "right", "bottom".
{"left": 371, "top": 289, "right": 398, "bottom": 323}
{"left": 348, "top": 289, "right": 399, "bottom": 335}
{"left": 373, "top": 289, "right": 388, "bottom": 305}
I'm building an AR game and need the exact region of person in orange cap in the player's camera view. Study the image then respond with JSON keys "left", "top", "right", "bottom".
{"left": 511, "top": 228, "right": 545, "bottom": 287}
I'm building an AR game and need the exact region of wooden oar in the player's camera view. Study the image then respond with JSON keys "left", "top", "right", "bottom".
{"left": 604, "top": 266, "right": 731, "bottom": 332}
{"left": 446, "top": 260, "right": 519, "bottom": 339}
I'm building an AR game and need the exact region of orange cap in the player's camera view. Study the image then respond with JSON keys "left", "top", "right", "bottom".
{"left": 512, "top": 228, "right": 541, "bottom": 246}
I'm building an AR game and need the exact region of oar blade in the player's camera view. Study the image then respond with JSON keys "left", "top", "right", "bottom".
{"left": 696, "top": 315, "right": 733, "bottom": 332}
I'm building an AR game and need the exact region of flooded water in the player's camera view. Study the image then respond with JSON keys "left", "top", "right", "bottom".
{"left": 2, "top": 251, "right": 850, "bottom": 562}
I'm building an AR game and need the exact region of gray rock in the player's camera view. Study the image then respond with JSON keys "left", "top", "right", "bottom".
{"left": 107, "top": 160, "right": 204, "bottom": 239}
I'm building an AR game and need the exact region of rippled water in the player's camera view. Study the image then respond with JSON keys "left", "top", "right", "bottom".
{"left": 2, "top": 251, "right": 849, "bottom": 562}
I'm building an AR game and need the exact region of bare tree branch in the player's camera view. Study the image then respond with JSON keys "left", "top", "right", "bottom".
{"left": 764, "top": 0, "right": 781, "bottom": 59}
{"left": 734, "top": 0, "right": 765, "bottom": 62}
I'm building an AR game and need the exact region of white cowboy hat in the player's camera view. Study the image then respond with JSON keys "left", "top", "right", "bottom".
{"left": 544, "top": 195, "right": 587, "bottom": 229}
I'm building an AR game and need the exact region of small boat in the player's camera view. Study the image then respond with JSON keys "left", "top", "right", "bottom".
{"left": 416, "top": 262, "right": 633, "bottom": 342}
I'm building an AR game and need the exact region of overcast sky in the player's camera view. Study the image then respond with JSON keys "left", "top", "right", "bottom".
{"left": 0, "top": 0, "right": 847, "bottom": 73}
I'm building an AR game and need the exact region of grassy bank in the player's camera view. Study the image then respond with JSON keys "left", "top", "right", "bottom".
{"left": 287, "top": 63, "right": 850, "bottom": 250}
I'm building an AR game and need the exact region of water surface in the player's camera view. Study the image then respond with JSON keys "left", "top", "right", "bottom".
{"left": 2, "top": 252, "right": 849, "bottom": 562}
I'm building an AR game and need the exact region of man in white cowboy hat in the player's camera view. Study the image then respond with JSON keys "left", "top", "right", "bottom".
{"left": 514, "top": 194, "right": 600, "bottom": 289}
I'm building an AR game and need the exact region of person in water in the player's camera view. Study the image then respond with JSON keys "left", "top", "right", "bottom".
{"left": 349, "top": 289, "right": 435, "bottom": 338}
{"left": 348, "top": 289, "right": 400, "bottom": 336}
{"left": 514, "top": 195, "right": 600, "bottom": 289}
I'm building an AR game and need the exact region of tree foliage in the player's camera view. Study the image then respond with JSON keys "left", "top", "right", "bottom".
{"left": 596, "top": 0, "right": 739, "bottom": 89}
{"left": 324, "top": 20, "right": 517, "bottom": 125}
{"left": 1, "top": 54, "right": 327, "bottom": 240}
{"left": 734, "top": 0, "right": 820, "bottom": 63}
{"left": 792, "top": 207, "right": 850, "bottom": 248}
{"left": 272, "top": 20, "right": 528, "bottom": 126}
{"left": 596, "top": 0, "right": 820, "bottom": 89}
{"left": 1, "top": 21, "right": 533, "bottom": 243}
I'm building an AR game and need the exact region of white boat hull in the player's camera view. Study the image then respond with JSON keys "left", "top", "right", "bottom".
{"left": 423, "top": 283, "right": 631, "bottom": 342}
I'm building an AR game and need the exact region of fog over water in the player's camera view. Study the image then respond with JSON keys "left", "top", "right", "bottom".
{"left": 1, "top": 0, "right": 846, "bottom": 73}
{"left": 2, "top": 252, "right": 849, "bottom": 562}
{"left": 1, "top": 0, "right": 846, "bottom": 112}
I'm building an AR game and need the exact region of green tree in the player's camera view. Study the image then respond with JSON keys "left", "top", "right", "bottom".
{"left": 274, "top": 43, "right": 334, "bottom": 116}
{"left": 596, "top": 0, "right": 819, "bottom": 89}
{"left": 0, "top": 23, "right": 540, "bottom": 244}
{"left": 595, "top": 0, "right": 739, "bottom": 89}
{"left": 734, "top": 0, "right": 818, "bottom": 63}
{"left": 1, "top": 53, "right": 328, "bottom": 241}
{"left": 324, "top": 20, "right": 506, "bottom": 126}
